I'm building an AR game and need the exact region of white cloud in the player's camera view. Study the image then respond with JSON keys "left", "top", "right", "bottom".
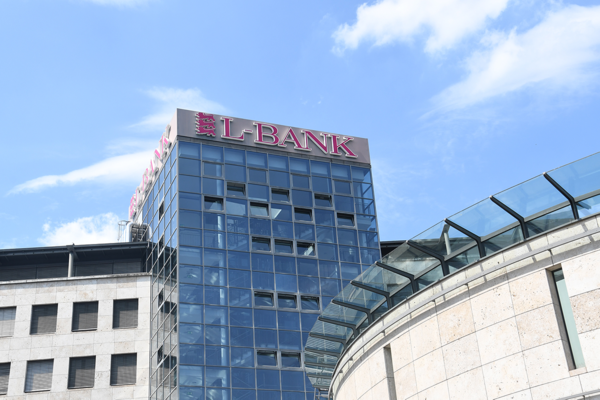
{"left": 80, "top": 0, "right": 153, "bottom": 7}
{"left": 8, "top": 150, "right": 151, "bottom": 194}
{"left": 132, "top": 87, "right": 228, "bottom": 131}
{"left": 39, "top": 213, "right": 121, "bottom": 246}
{"left": 432, "top": 5, "right": 600, "bottom": 110}
{"left": 333, "top": 0, "right": 508, "bottom": 54}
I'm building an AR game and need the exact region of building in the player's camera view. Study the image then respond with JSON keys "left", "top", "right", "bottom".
{"left": 308, "top": 152, "right": 600, "bottom": 400}
{"left": 0, "top": 109, "right": 379, "bottom": 400}
{"left": 0, "top": 242, "right": 150, "bottom": 399}
{"left": 128, "top": 109, "right": 380, "bottom": 400}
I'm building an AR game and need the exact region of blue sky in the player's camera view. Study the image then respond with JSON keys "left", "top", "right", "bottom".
{"left": 2, "top": 0, "right": 600, "bottom": 248}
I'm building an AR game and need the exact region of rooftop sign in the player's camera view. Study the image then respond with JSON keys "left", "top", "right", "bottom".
{"left": 129, "top": 109, "right": 370, "bottom": 220}
{"left": 174, "top": 108, "right": 371, "bottom": 164}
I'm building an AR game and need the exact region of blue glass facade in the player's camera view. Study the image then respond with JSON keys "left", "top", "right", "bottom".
{"left": 144, "top": 138, "right": 379, "bottom": 400}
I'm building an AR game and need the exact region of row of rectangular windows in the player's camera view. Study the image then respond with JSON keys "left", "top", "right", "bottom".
{"left": 177, "top": 167, "right": 373, "bottom": 198}
{"left": 177, "top": 141, "right": 372, "bottom": 182}
{"left": 0, "top": 354, "right": 137, "bottom": 394}
{"left": 0, "top": 299, "right": 138, "bottom": 337}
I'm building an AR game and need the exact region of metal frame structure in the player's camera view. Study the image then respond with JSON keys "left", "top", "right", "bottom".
{"left": 304, "top": 151, "right": 600, "bottom": 394}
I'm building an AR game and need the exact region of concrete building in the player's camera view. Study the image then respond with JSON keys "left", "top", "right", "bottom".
{"left": 0, "top": 242, "right": 150, "bottom": 399}
{"left": 307, "top": 152, "right": 600, "bottom": 400}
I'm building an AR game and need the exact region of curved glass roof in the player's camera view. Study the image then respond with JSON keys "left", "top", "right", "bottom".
{"left": 305, "top": 152, "right": 600, "bottom": 392}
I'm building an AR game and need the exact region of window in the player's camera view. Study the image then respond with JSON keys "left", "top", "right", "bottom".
{"left": 257, "top": 351, "right": 277, "bottom": 366}
{"left": 278, "top": 295, "right": 297, "bottom": 309}
{"left": 252, "top": 237, "right": 271, "bottom": 252}
{"left": 337, "top": 213, "right": 355, "bottom": 227}
{"left": 272, "top": 189, "right": 289, "bottom": 202}
{"left": 250, "top": 203, "right": 269, "bottom": 217}
{"left": 110, "top": 354, "right": 137, "bottom": 386}
{"left": 205, "top": 196, "right": 224, "bottom": 211}
{"left": 255, "top": 292, "right": 274, "bottom": 307}
{"left": 68, "top": 356, "right": 96, "bottom": 389}
{"left": 301, "top": 296, "right": 319, "bottom": 311}
{"left": 0, "top": 307, "right": 16, "bottom": 337}
{"left": 552, "top": 269, "right": 586, "bottom": 369}
{"left": 0, "top": 363, "right": 9, "bottom": 395}
{"left": 25, "top": 360, "right": 53, "bottom": 392}
{"left": 113, "top": 299, "right": 138, "bottom": 329}
{"left": 297, "top": 243, "right": 315, "bottom": 256}
{"left": 158, "top": 201, "right": 165, "bottom": 220}
{"left": 72, "top": 302, "right": 98, "bottom": 332}
{"left": 30, "top": 304, "right": 58, "bottom": 335}
{"left": 274, "top": 240, "right": 293, "bottom": 254}
{"left": 281, "top": 353, "right": 301, "bottom": 368}
{"left": 294, "top": 208, "right": 312, "bottom": 222}
{"left": 314, "top": 194, "right": 332, "bottom": 207}
{"left": 227, "top": 183, "right": 246, "bottom": 197}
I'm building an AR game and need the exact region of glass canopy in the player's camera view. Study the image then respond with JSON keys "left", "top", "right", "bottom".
{"left": 305, "top": 152, "right": 600, "bottom": 393}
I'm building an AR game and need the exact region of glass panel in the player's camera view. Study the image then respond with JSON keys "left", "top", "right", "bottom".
{"left": 249, "top": 168, "right": 267, "bottom": 184}
{"left": 391, "top": 285, "right": 413, "bottom": 306}
{"left": 271, "top": 189, "right": 289, "bottom": 202}
{"left": 337, "top": 284, "right": 384, "bottom": 310}
{"left": 271, "top": 204, "right": 291, "bottom": 220}
{"left": 417, "top": 265, "right": 444, "bottom": 290}
{"left": 204, "top": 162, "right": 222, "bottom": 178}
{"left": 577, "top": 194, "right": 600, "bottom": 218}
{"left": 269, "top": 171, "right": 290, "bottom": 188}
{"left": 203, "top": 145, "right": 223, "bottom": 163}
{"left": 248, "top": 184, "right": 269, "bottom": 201}
{"left": 292, "top": 190, "right": 313, "bottom": 207}
{"left": 281, "top": 353, "right": 301, "bottom": 368}
{"left": 315, "top": 209, "right": 335, "bottom": 226}
{"left": 483, "top": 226, "right": 524, "bottom": 256}
{"left": 250, "top": 203, "right": 269, "bottom": 217}
{"left": 250, "top": 218, "right": 271, "bottom": 236}
{"left": 290, "top": 158, "right": 310, "bottom": 174}
{"left": 337, "top": 213, "right": 354, "bottom": 227}
{"left": 553, "top": 269, "right": 585, "bottom": 369}
{"left": 300, "top": 296, "right": 319, "bottom": 311}
{"left": 448, "top": 198, "right": 518, "bottom": 237}
{"left": 292, "top": 175, "right": 310, "bottom": 189}
{"left": 227, "top": 183, "right": 245, "bottom": 197}
{"left": 331, "top": 164, "right": 351, "bottom": 180}
{"left": 179, "top": 142, "right": 201, "bottom": 159}
{"left": 355, "top": 265, "right": 410, "bottom": 293}
{"left": 297, "top": 243, "right": 315, "bottom": 256}
{"left": 310, "top": 161, "right": 330, "bottom": 177}
{"left": 204, "top": 178, "right": 225, "bottom": 196}
{"left": 314, "top": 194, "right": 332, "bottom": 207}
{"left": 278, "top": 295, "right": 297, "bottom": 309}
{"left": 225, "top": 148, "right": 245, "bottom": 165}
{"left": 272, "top": 221, "right": 293, "bottom": 238}
{"left": 274, "top": 240, "right": 293, "bottom": 254}
{"left": 526, "top": 205, "right": 574, "bottom": 237}
{"left": 252, "top": 238, "right": 271, "bottom": 252}
{"left": 447, "top": 246, "right": 480, "bottom": 272}
{"left": 254, "top": 292, "right": 274, "bottom": 307}
{"left": 548, "top": 152, "right": 600, "bottom": 199}
{"left": 495, "top": 175, "right": 568, "bottom": 218}
{"left": 380, "top": 243, "right": 440, "bottom": 276}
{"left": 247, "top": 151, "right": 267, "bottom": 168}
{"left": 411, "top": 221, "right": 475, "bottom": 257}
{"left": 312, "top": 177, "right": 332, "bottom": 194}
{"left": 294, "top": 208, "right": 312, "bottom": 222}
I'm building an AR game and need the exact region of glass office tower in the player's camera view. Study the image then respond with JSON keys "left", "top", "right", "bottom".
{"left": 138, "top": 109, "right": 379, "bottom": 400}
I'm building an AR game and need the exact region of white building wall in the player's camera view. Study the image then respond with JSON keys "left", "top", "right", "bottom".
{"left": 332, "top": 215, "right": 600, "bottom": 400}
{"left": 0, "top": 274, "right": 151, "bottom": 400}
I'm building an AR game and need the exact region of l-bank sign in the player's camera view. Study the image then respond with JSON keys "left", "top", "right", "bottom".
{"left": 129, "top": 109, "right": 370, "bottom": 219}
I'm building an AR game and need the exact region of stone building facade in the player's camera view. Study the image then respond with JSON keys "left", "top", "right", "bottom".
{"left": 330, "top": 214, "right": 600, "bottom": 400}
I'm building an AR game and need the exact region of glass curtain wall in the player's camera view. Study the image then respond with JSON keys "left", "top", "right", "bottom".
{"left": 173, "top": 140, "right": 379, "bottom": 400}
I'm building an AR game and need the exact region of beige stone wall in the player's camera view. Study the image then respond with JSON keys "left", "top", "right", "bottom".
{"left": 332, "top": 215, "right": 600, "bottom": 400}
{"left": 0, "top": 274, "right": 151, "bottom": 400}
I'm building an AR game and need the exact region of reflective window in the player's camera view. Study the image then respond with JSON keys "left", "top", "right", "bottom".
{"left": 310, "top": 161, "right": 330, "bottom": 177}
{"left": 278, "top": 311, "right": 300, "bottom": 330}
{"left": 180, "top": 175, "right": 201, "bottom": 193}
{"left": 338, "top": 213, "right": 354, "bottom": 227}
{"left": 254, "top": 292, "right": 274, "bottom": 307}
{"left": 292, "top": 175, "right": 310, "bottom": 189}
{"left": 274, "top": 256, "right": 295, "bottom": 274}
{"left": 331, "top": 164, "right": 351, "bottom": 180}
{"left": 229, "top": 287, "right": 251, "bottom": 305}
{"left": 290, "top": 158, "right": 309, "bottom": 174}
{"left": 252, "top": 237, "right": 271, "bottom": 252}
{"left": 257, "top": 369, "right": 280, "bottom": 390}
{"left": 297, "top": 243, "right": 315, "bottom": 256}
{"left": 300, "top": 296, "right": 319, "bottom": 311}
{"left": 276, "top": 274, "right": 297, "bottom": 292}
{"left": 315, "top": 209, "right": 335, "bottom": 226}
{"left": 225, "top": 148, "right": 245, "bottom": 165}
{"left": 180, "top": 193, "right": 202, "bottom": 211}
{"left": 247, "top": 152, "right": 267, "bottom": 168}
{"left": 227, "top": 216, "right": 248, "bottom": 233}
{"left": 231, "top": 348, "right": 254, "bottom": 367}
{"left": 227, "top": 183, "right": 245, "bottom": 197}
{"left": 257, "top": 351, "right": 277, "bottom": 367}
{"left": 255, "top": 329, "right": 278, "bottom": 349}
{"left": 204, "top": 162, "right": 222, "bottom": 177}
{"left": 230, "top": 327, "right": 253, "bottom": 347}
{"left": 272, "top": 189, "right": 290, "bottom": 202}
{"left": 269, "top": 171, "right": 290, "bottom": 188}
{"left": 180, "top": 159, "right": 201, "bottom": 176}
{"left": 297, "top": 259, "right": 318, "bottom": 276}
{"left": 294, "top": 208, "right": 312, "bottom": 222}
{"left": 254, "top": 309, "right": 276, "bottom": 329}
{"left": 181, "top": 228, "right": 202, "bottom": 247}
{"left": 250, "top": 203, "right": 269, "bottom": 217}
{"left": 250, "top": 218, "right": 271, "bottom": 236}
{"left": 278, "top": 294, "right": 297, "bottom": 309}
{"left": 292, "top": 190, "right": 313, "bottom": 207}
{"left": 230, "top": 307, "right": 253, "bottom": 326}
{"left": 179, "top": 142, "right": 201, "bottom": 159}
{"left": 281, "top": 353, "right": 301, "bottom": 368}
{"left": 204, "top": 179, "right": 225, "bottom": 196}
{"left": 228, "top": 251, "right": 250, "bottom": 270}
{"left": 226, "top": 164, "right": 247, "bottom": 182}
{"left": 273, "top": 221, "right": 294, "bottom": 239}
{"left": 227, "top": 198, "right": 248, "bottom": 216}
{"left": 248, "top": 184, "right": 269, "bottom": 201}
{"left": 249, "top": 168, "right": 268, "bottom": 184}
{"left": 314, "top": 194, "right": 332, "bottom": 207}
{"left": 203, "top": 145, "right": 223, "bottom": 163}
{"left": 205, "top": 196, "right": 224, "bottom": 211}
{"left": 272, "top": 204, "right": 292, "bottom": 220}
{"left": 252, "top": 254, "right": 273, "bottom": 272}
{"left": 205, "top": 213, "right": 225, "bottom": 231}
{"left": 274, "top": 240, "right": 293, "bottom": 254}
